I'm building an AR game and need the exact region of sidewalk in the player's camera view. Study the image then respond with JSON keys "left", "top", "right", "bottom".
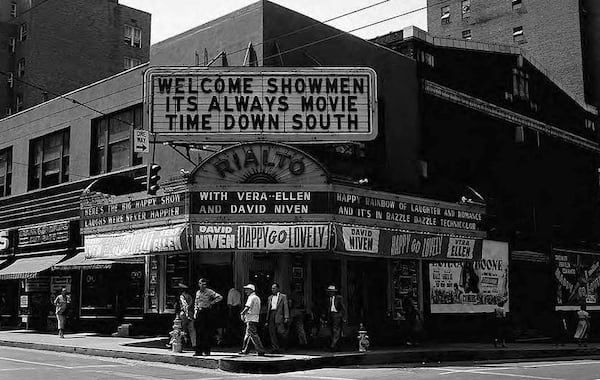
{"left": 0, "top": 330, "right": 599, "bottom": 373}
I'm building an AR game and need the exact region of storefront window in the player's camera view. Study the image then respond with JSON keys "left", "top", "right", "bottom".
{"left": 391, "top": 260, "right": 419, "bottom": 320}
{"left": 81, "top": 271, "right": 115, "bottom": 316}
{"left": 164, "top": 255, "right": 190, "bottom": 312}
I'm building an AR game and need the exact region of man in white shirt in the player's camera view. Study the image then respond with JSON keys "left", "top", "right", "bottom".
{"left": 326, "top": 285, "right": 346, "bottom": 352}
{"left": 239, "top": 284, "right": 266, "bottom": 356}
{"left": 265, "top": 283, "right": 289, "bottom": 353}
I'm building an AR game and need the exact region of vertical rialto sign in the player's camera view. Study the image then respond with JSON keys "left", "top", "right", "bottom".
{"left": 144, "top": 67, "right": 378, "bottom": 142}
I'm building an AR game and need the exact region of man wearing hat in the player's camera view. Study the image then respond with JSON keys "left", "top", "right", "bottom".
{"left": 239, "top": 284, "right": 266, "bottom": 356}
{"left": 177, "top": 283, "right": 195, "bottom": 349}
{"left": 326, "top": 285, "right": 346, "bottom": 352}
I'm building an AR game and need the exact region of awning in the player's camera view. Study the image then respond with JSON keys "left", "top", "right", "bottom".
{"left": 0, "top": 254, "right": 67, "bottom": 280}
{"left": 52, "top": 251, "right": 144, "bottom": 271}
{"left": 84, "top": 223, "right": 188, "bottom": 259}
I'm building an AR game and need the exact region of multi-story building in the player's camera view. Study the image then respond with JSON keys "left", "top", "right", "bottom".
{"left": 0, "top": 0, "right": 150, "bottom": 116}
{"left": 426, "top": 0, "right": 600, "bottom": 110}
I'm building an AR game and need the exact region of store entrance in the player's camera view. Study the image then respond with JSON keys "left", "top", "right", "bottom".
{"left": 311, "top": 257, "right": 341, "bottom": 317}
{"left": 347, "top": 260, "right": 388, "bottom": 329}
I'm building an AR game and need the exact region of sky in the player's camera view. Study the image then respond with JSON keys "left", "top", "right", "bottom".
{"left": 119, "top": 0, "right": 428, "bottom": 45}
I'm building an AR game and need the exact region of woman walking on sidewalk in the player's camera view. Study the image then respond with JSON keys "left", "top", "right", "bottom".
{"left": 574, "top": 304, "right": 590, "bottom": 347}
{"left": 54, "top": 288, "right": 68, "bottom": 338}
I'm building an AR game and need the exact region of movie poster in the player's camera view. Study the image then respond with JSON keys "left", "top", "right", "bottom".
{"left": 429, "top": 240, "right": 509, "bottom": 313}
{"left": 554, "top": 251, "right": 600, "bottom": 311}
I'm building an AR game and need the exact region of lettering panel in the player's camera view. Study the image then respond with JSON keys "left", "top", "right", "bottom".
{"left": 18, "top": 221, "right": 71, "bottom": 247}
{"left": 146, "top": 68, "right": 377, "bottom": 142}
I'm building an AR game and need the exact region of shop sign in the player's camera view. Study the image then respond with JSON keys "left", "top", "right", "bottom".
{"left": 50, "top": 276, "right": 72, "bottom": 295}
{"left": 191, "top": 142, "right": 329, "bottom": 184}
{"left": 18, "top": 221, "right": 71, "bottom": 247}
{"left": 341, "top": 226, "right": 379, "bottom": 253}
{"left": 191, "top": 190, "right": 329, "bottom": 215}
{"left": 553, "top": 250, "right": 600, "bottom": 311}
{"left": 81, "top": 192, "right": 186, "bottom": 234}
{"left": 20, "top": 295, "right": 28, "bottom": 308}
{"left": 429, "top": 240, "right": 509, "bottom": 313}
{"left": 0, "top": 230, "right": 10, "bottom": 251}
{"left": 84, "top": 224, "right": 188, "bottom": 259}
{"left": 192, "top": 224, "right": 329, "bottom": 251}
{"left": 334, "top": 191, "right": 485, "bottom": 232}
{"left": 146, "top": 67, "right": 377, "bottom": 142}
{"left": 335, "top": 224, "right": 482, "bottom": 259}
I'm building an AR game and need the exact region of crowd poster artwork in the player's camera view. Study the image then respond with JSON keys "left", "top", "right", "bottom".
{"left": 429, "top": 240, "right": 509, "bottom": 313}
{"left": 554, "top": 251, "right": 600, "bottom": 311}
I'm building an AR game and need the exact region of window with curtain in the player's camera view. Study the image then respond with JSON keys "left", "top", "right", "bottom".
{"left": 28, "top": 129, "right": 70, "bottom": 190}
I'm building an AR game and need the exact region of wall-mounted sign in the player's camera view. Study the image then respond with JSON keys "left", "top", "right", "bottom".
{"left": 0, "top": 230, "right": 10, "bottom": 251}
{"left": 18, "top": 221, "right": 71, "bottom": 247}
{"left": 192, "top": 224, "right": 329, "bottom": 251}
{"left": 80, "top": 191, "right": 187, "bottom": 234}
{"left": 145, "top": 67, "right": 377, "bottom": 142}
{"left": 429, "top": 240, "right": 509, "bottom": 314}
{"left": 84, "top": 224, "right": 188, "bottom": 259}
{"left": 334, "top": 191, "right": 484, "bottom": 231}
{"left": 191, "top": 142, "right": 329, "bottom": 184}
{"left": 335, "top": 224, "right": 482, "bottom": 259}
{"left": 553, "top": 250, "right": 600, "bottom": 311}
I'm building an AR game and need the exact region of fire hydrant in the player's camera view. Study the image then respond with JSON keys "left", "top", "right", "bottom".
{"left": 169, "top": 315, "right": 186, "bottom": 353}
{"left": 357, "top": 323, "right": 370, "bottom": 352}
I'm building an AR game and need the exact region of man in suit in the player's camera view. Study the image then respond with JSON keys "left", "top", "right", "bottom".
{"left": 326, "top": 285, "right": 346, "bottom": 352}
{"left": 265, "top": 283, "right": 289, "bottom": 353}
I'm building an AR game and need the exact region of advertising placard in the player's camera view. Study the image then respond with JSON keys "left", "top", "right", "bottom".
{"left": 146, "top": 67, "right": 377, "bottom": 142}
{"left": 192, "top": 224, "right": 329, "bottom": 251}
{"left": 429, "top": 240, "right": 509, "bottom": 313}
{"left": 553, "top": 250, "right": 600, "bottom": 310}
{"left": 334, "top": 224, "right": 483, "bottom": 259}
{"left": 18, "top": 221, "right": 71, "bottom": 247}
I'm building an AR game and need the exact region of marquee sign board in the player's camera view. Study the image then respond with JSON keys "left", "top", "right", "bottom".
{"left": 145, "top": 67, "right": 377, "bottom": 142}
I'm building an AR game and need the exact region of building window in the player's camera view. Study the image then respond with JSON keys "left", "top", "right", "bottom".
{"left": 91, "top": 105, "right": 143, "bottom": 175}
{"left": 461, "top": 0, "right": 471, "bottom": 18}
{"left": 512, "top": 68, "right": 530, "bottom": 100}
{"left": 441, "top": 6, "right": 451, "bottom": 24}
{"left": 7, "top": 72, "right": 14, "bottom": 88}
{"left": 513, "top": 26, "right": 525, "bottom": 43}
{"left": 10, "top": 2, "right": 17, "bottom": 17}
{"left": 28, "top": 129, "right": 70, "bottom": 190}
{"left": 8, "top": 37, "right": 16, "bottom": 53}
{"left": 5, "top": 107, "right": 12, "bottom": 116}
{"left": 462, "top": 29, "right": 472, "bottom": 40}
{"left": 124, "top": 25, "right": 142, "bottom": 48}
{"left": 0, "top": 148, "right": 12, "bottom": 197}
{"left": 15, "top": 94, "right": 23, "bottom": 111}
{"left": 585, "top": 119, "right": 596, "bottom": 132}
{"left": 42, "top": 92, "right": 49, "bottom": 102}
{"left": 417, "top": 50, "right": 435, "bottom": 67}
{"left": 19, "top": 23, "right": 27, "bottom": 41}
{"left": 512, "top": 0, "right": 522, "bottom": 10}
{"left": 17, "top": 58, "right": 25, "bottom": 77}
{"left": 124, "top": 56, "right": 142, "bottom": 70}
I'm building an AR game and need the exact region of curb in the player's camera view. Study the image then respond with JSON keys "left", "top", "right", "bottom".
{"left": 1, "top": 339, "right": 599, "bottom": 374}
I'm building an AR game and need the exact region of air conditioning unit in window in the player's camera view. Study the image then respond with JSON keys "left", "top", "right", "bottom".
{"left": 7, "top": 73, "right": 14, "bottom": 88}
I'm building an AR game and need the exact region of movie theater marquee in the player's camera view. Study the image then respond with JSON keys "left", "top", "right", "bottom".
{"left": 145, "top": 67, "right": 377, "bottom": 142}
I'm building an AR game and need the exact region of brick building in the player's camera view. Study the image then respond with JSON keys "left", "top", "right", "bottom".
{"left": 0, "top": 0, "right": 150, "bottom": 116}
{"left": 426, "top": 0, "right": 600, "bottom": 109}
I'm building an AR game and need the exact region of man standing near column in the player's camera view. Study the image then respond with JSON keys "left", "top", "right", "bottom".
{"left": 326, "top": 285, "right": 346, "bottom": 352}
{"left": 193, "top": 278, "right": 222, "bottom": 356}
{"left": 265, "top": 283, "right": 289, "bottom": 353}
{"left": 239, "top": 284, "right": 266, "bottom": 356}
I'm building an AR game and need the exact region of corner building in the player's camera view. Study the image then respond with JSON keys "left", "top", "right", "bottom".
{"left": 0, "top": 1, "right": 593, "bottom": 343}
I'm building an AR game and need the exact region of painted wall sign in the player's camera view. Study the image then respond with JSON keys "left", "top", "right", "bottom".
{"left": 192, "top": 224, "right": 329, "bottom": 251}
{"left": 191, "top": 142, "right": 329, "bottom": 184}
{"left": 553, "top": 250, "right": 600, "bottom": 311}
{"left": 80, "top": 191, "right": 187, "bottom": 234}
{"left": 429, "top": 240, "right": 509, "bottom": 314}
{"left": 334, "top": 191, "right": 484, "bottom": 231}
{"left": 84, "top": 224, "right": 188, "bottom": 259}
{"left": 18, "top": 221, "right": 71, "bottom": 247}
{"left": 334, "top": 224, "right": 482, "bottom": 259}
{"left": 145, "top": 67, "right": 377, "bottom": 142}
{"left": 190, "top": 190, "right": 329, "bottom": 215}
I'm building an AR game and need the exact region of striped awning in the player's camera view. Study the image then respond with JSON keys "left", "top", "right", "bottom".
{"left": 0, "top": 254, "right": 66, "bottom": 280}
{"left": 52, "top": 252, "right": 144, "bottom": 271}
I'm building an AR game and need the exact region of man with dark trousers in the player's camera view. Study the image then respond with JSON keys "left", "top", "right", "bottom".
{"left": 193, "top": 278, "right": 222, "bottom": 356}
{"left": 265, "top": 283, "right": 289, "bottom": 353}
{"left": 326, "top": 285, "right": 346, "bottom": 352}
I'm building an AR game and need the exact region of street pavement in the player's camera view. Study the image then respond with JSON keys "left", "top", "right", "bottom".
{"left": 1, "top": 346, "right": 600, "bottom": 380}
